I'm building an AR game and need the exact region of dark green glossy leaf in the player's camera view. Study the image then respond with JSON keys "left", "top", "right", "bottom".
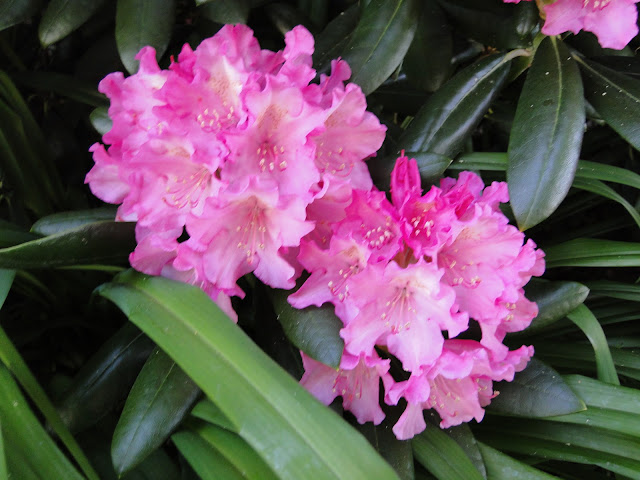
{"left": 340, "top": 0, "right": 421, "bottom": 95}
{"left": 577, "top": 159, "right": 640, "bottom": 190}
{"left": 0, "top": 269, "right": 11, "bottom": 310}
{"left": 112, "top": 348, "right": 200, "bottom": 474}
{"left": 11, "top": 71, "right": 108, "bottom": 107}
{"left": 0, "top": 0, "right": 40, "bottom": 31}
{"left": 508, "top": 37, "right": 585, "bottom": 230}
{"left": 0, "top": 365, "right": 85, "bottom": 480}
{"left": 408, "top": 151, "right": 453, "bottom": 185}
{"left": 522, "top": 279, "right": 590, "bottom": 334}
{"left": 488, "top": 358, "right": 586, "bottom": 417}
{"left": 578, "top": 57, "right": 640, "bottom": 152}
{"left": 188, "top": 422, "right": 279, "bottom": 480}
{"left": 116, "top": 0, "right": 176, "bottom": 74}
{"left": 99, "top": 270, "right": 400, "bottom": 480}
{"left": 0, "top": 221, "right": 136, "bottom": 269}
{"left": 403, "top": 0, "right": 452, "bottom": 92}
{"left": 545, "top": 238, "right": 640, "bottom": 268}
{"left": 572, "top": 177, "right": 640, "bottom": 228}
{"left": 270, "top": 288, "right": 343, "bottom": 369}
{"left": 544, "top": 406, "right": 640, "bottom": 439}
{"left": 567, "top": 305, "right": 619, "bottom": 385}
{"left": 200, "top": 0, "right": 250, "bottom": 24}
{"left": 313, "top": 4, "right": 359, "bottom": 73}
{"left": 0, "top": 220, "right": 39, "bottom": 248}
{"left": 30, "top": 208, "right": 117, "bottom": 236}
{"left": 356, "top": 412, "right": 414, "bottom": 480}
{"left": 477, "top": 442, "right": 560, "bottom": 479}
{"left": 90, "top": 107, "right": 112, "bottom": 136}
{"left": 38, "top": 0, "right": 108, "bottom": 46}
{"left": 400, "top": 53, "right": 510, "bottom": 161}
{"left": 57, "top": 323, "right": 155, "bottom": 434}
{"left": 436, "top": 0, "right": 538, "bottom": 49}
{"left": 412, "top": 425, "right": 484, "bottom": 480}
{"left": 591, "top": 55, "right": 640, "bottom": 79}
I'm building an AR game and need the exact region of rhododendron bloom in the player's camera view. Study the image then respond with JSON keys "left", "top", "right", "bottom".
{"left": 292, "top": 153, "right": 544, "bottom": 439}
{"left": 505, "top": 0, "right": 639, "bottom": 49}
{"left": 86, "top": 24, "right": 386, "bottom": 317}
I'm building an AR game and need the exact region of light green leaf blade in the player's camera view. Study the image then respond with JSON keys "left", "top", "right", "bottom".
{"left": 0, "top": 270, "right": 15, "bottom": 310}
{"left": 477, "top": 442, "right": 559, "bottom": 480}
{"left": 577, "top": 160, "right": 640, "bottom": 190}
{"left": 567, "top": 305, "right": 619, "bottom": 385}
{"left": 340, "top": 0, "right": 421, "bottom": 95}
{"left": 89, "top": 107, "right": 112, "bottom": 136}
{"left": 112, "top": 348, "right": 200, "bottom": 474}
{"left": 585, "top": 280, "right": 640, "bottom": 302}
{"left": 0, "top": 365, "right": 85, "bottom": 480}
{"left": 38, "top": 0, "right": 108, "bottom": 46}
{"left": 0, "top": 419, "right": 7, "bottom": 480}
{"left": 572, "top": 177, "right": 640, "bottom": 229}
{"left": 507, "top": 36, "right": 585, "bottom": 230}
{"left": 563, "top": 374, "right": 640, "bottom": 414}
{"left": 172, "top": 430, "right": 247, "bottom": 480}
{"left": 544, "top": 238, "right": 640, "bottom": 268}
{"left": 116, "top": 0, "right": 176, "bottom": 74}
{"left": 412, "top": 425, "right": 484, "bottom": 480}
{"left": 98, "top": 270, "right": 400, "bottom": 480}
{"left": 191, "top": 399, "right": 236, "bottom": 432}
{"left": 30, "top": 208, "right": 117, "bottom": 236}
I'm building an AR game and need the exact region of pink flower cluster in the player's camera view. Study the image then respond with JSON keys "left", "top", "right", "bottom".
{"left": 87, "top": 24, "right": 545, "bottom": 440}
{"left": 506, "top": 0, "right": 639, "bottom": 49}
{"left": 292, "top": 153, "right": 544, "bottom": 439}
{"left": 86, "top": 25, "right": 385, "bottom": 320}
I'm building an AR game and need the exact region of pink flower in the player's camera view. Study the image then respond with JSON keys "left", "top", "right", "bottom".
{"left": 505, "top": 0, "right": 639, "bottom": 49}
{"left": 300, "top": 351, "right": 394, "bottom": 425}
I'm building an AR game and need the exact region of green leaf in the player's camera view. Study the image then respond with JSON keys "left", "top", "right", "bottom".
{"left": 30, "top": 208, "right": 117, "bottom": 236}
{"left": 585, "top": 280, "right": 640, "bottom": 302}
{"left": 313, "top": 4, "right": 359, "bottom": 73}
{"left": 563, "top": 375, "right": 640, "bottom": 415}
{"left": 0, "top": 325, "right": 99, "bottom": 480}
{"left": 476, "top": 442, "right": 560, "bottom": 479}
{"left": 436, "top": 0, "right": 538, "bottom": 49}
{"left": 544, "top": 406, "right": 640, "bottom": 439}
{"left": 488, "top": 358, "right": 586, "bottom": 417}
{"left": 0, "top": 221, "right": 136, "bottom": 269}
{"left": 477, "top": 420, "right": 640, "bottom": 478}
{"left": 0, "top": 270, "right": 15, "bottom": 309}
{"left": 0, "top": 220, "right": 40, "bottom": 248}
{"left": 38, "top": 0, "right": 108, "bottom": 46}
{"left": 269, "top": 288, "right": 343, "bottom": 369}
{"left": 112, "top": 348, "right": 201, "bottom": 474}
{"left": 444, "top": 424, "right": 486, "bottom": 479}
{"left": 572, "top": 177, "right": 640, "bottom": 229}
{"left": 400, "top": 53, "right": 511, "bottom": 161}
{"left": 544, "top": 238, "right": 640, "bottom": 268}
{"left": 522, "top": 279, "right": 590, "bottom": 334}
{"left": 412, "top": 425, "right": 484, "bottom": 480}
{"left": 577, "top": 160, "right": 640, "bottom": 190}
{"left": 200, "top": 0, "right": 250, "bottom": 24}
{"left": 0, "top": 0, "right": 41, "bottom": 31}
{"left": 98, "top": 270, "right": 400, "bottom": 480}
{"left": 116, "top": 0, "right": 176, "bottom": 74}
{"left": 190, "top": 400, "right": 237, "bottom": 432}
{"left": 11, "top": 71, "right": 109, "bottom": 107}
{"left": 0, "top": 419, "right": 6, "bottom": 480}
{"left": 507, "top": 37, "right": 585, "bottom": 230}
{"left": 0, "top": 365, "right": 85, "bottom": 479}
{"left": 188, "top": 422, "right": 279, "bottom": 480}
{"left": 57, "top": 323, "right": 155, "bottom": 434}
{"left": 578, "top": 57, "right": 640, "bottom": 152}
{"left": 89, "top": 107, "right": 112, "bottom": 136}
{"left": 339, "top": 0, "right": 422, "bottom": 95}
{"left": 172, "top": 430, "right": 247, "bottom": 480}
{"left": 403, "top": 0, "right": 452, "bottom": 92}
{"left": 567, "top": 305, "right": 619, "bottom": 385}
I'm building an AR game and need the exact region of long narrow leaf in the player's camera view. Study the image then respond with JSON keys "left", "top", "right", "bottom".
{"left": 572, "top": 177, "right": 640, "bottom": 229}
{"left": 544, "top": 239, "right": 640, "bottom": 268}
{"left": 98, "top": 270, "right": 400, "bottom": 480}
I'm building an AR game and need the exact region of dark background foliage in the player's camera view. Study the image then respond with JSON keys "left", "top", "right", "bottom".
{"left": 1, "top": 0, "right": 640, "bottom": 479}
